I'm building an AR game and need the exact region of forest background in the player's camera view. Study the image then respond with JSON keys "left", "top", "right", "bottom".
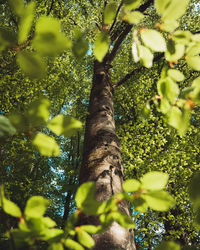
{"left": 1, "top": 0, "right": 200, "bottom": 249}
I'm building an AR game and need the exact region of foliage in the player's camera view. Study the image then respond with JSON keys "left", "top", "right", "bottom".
{"left": 0, "top": 0, "right": 200, "bottom": 249}
{"left": 0, "top": 171, "right": 174, "bottom": 249}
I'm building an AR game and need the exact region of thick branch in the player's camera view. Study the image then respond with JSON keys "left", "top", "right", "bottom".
{"left": 114, "top": 53, "right": 164, "bottom": 88}
{"left": 136, "top": 0, "right": 154, "bottom": 13}
{"left": 107, "top": 0, "right": 154, "bottom": 63}
{"left": 113, "top": 65, "right": 145, "bottom": 89}
{"left": 107, "top": 24, "right": 133, "bottom": 63}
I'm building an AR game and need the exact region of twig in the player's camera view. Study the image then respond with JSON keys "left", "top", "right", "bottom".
{"left": 69, "top": 17, "right": 78, "bottom": 26}
{"left": 113, "top": 53, "right": 164, "bottom": 88}
{"left": 110, "top": 1, "right": 123, "bottom": 32}
{"left": 47, "top": 0, "right": 55, "bottom": 16}
{"left": 107, "top": 23, "right": 133, "bottom": 63}
{"left": 96, "top": 22, "right": 102, "bottom": 31}
{"left": 107, "top": 0, "right": 154, "bottom": 63}
{"left": 113, "top": 65, "right": 145, "bottom": 89}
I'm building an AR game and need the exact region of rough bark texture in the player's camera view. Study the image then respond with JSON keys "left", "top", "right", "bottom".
{"left": 79, "top": 60, "right": 136, "bottom": 250}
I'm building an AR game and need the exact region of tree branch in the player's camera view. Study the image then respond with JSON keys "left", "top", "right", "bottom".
{"left": 110, "top": 1, "right": 123, "bottom": 32}
{"left": 69, "top": 17, "right": 78, "bottom": 26}
{"left": 107, "top": 23, "right": 133, "bottom": 63}
{"left": 47, "top": 0, "right": 55, "bottom": 16}
{"left": 113, "top": 65, "right": 145, "bottom": 89}
{"left": 96, "top": 22, "right": 102, "bottom": 31}
{"left": 107, "top": 0, "right": 154, "bottom": 63}
{"left": 136, "top": 0, "right": 154, "bottom": 13}
{"left": 113, "top": 53, "right": 164, "bottom": 89}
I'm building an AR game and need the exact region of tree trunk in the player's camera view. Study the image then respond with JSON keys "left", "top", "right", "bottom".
{"left": 79, "top": 60, "right": 136, "bottom": 250}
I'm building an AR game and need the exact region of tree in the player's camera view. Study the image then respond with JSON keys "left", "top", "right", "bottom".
{"left": 0, "top": 0, "right": 200, "bottom": 249}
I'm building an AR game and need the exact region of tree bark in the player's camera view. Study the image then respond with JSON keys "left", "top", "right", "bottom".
{"left": 79, "top": 60, "right": 136, "bottom": 250}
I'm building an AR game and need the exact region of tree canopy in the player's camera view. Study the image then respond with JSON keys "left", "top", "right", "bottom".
{"left": 1, "top": 0, "right": 200, "bottom": 249}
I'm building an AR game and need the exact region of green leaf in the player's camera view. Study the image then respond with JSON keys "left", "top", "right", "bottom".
{"left": 155, "top": 0, "right": 171, "bottom": 16}
{"left": 124, "top": 0, "right": 141, "bottom": 10}
{"left": 80, "top": 225, "right": 102, "bottom": 234}
{"left": 33, "top": 16, "right": 71, "bottom": 57}
{"left": 26, "top": 217, "right": 46, "bottom": 233}
{"left": 25, "top": 196, "right": 49, "bottom": 218}
{"left": 156, "top": 241, "right": 180, "bottom": 250}
{"left": 11, "top": 229, "right": 31, "bottom": 247}
{"left": 48, "top": 115, "right": 82, "bottom": 137}
{"left": 133, "top": 198, "right": 148, "bottom": 213}
{"left": 40, "top": 228, "right": 64, "bottom": 241}
{"left": 27, "top": 98, "right": 50, "bottom": 127}
{"left": 103, "top": 198, "right": 118, "bottom": 213}
{"left": 18, "top": 2, "right": 35, "bottom": 43}
{"left": 107, "top": 212, "right": 136, "bottom": 229}
{"left": 123, "top": 179, "right": 141, "bottom": 192}
{"left": 194, "top": 207, "right": 200, "bottom": 228}
{"left": 191, "top": 76, "right": 200, "bottom": 103}
{"left": 141, "top": 29, "right": 166, "bottom": 52}
{"left": 132, "top": 42, "right": 139, "bottom": 63}
{"left": 0, "top": 27, "right": 17, "bottom": 52}
{"left": 17, "top": 51, "right": 46, "bottom": 79}
{"left": 160, "top": 20, "right": 179, "bottom": 32}
{"left": 104, "top": 2, "right": 117, "bottom": 25}
{"left": 75, "top": 182, "right": 104, "bottom": 215}
{"left": 0, "top": 115, "right": 16, "bottom": 138}
{"left": 72, "top": 31, "right": 88, "bottom": 58}
{"left": 48, "top": 243, "right": 63, "bottom": 250}
{"left": 157, "top": 77, "right": 179, "bottom": 104}
{"left": 155, "top": 0, "right": 190, "bottom": 21}
{"left": 189, "top": 173, "right": 200, "bottom": 209}
{"left": 43, "top": 217, "right": 56, "bottom": 228}
{"left": 75, "top": 182, "right": 94, "bottom": 209}
{"left": 192, "top": 34, "right": 200, "bottom": 43}
{"left": 164, "top": 0, "right": 190, "bottom": 21}
{"left": 94, "top": 31, "right": 110, "bottom": 62}
{"left": 186, "top": 56, "right": 200, "bottom": 71}
{"left": 142, "top": 190, "right": 175, "bottom": 211}
{"left": 8, "top": 0, "right": 24, "bottom": 16}
{"left": 179, "top": 86, "right": 194, "bottom": 99}
{"left": 18, "top": 220, "right": 30, "bottom": 232}
{"left": 167, "top": 69, "right": 185, "bottom": 82}
{"left": 138, "top": 45, "right": 153, "bottom": 68}
{"left": 160, "top": 64, "right": 168, "bottom": 79}
{"left": 2, "top": 198, "right": 22, "bottom": 217}
{"left": 186, "top": 44, "right": 200, "bottom": 56}
{"left": 123, "top": 11, "right": 144, "bottom": 25}
{"left": 172, "top": 30, "right": 192, "bottom": 45}
{"left": 160, "top": 98, "right": 171, "bottom": 114}
{"left": 9, "top": 98, "right": 50, "bottom": 131}
{"left": 65, "top": 238, "right": 84, "bottom": 250}
{"left": 75, "top": 182, "right": 94, "bottom": 208}
{"left": 168, "top": 106, "right": 190, "bottom": 136}
{"left": 32, "top": 133, "right": 61, "bottom": 156}
{"left": 165, "top": 41, "right": 185, "bottom": 61}
{"left": 65, "top": 213, "right": 79, "bottom": 233}
{"left": 140, "top": 171, "right": 169, "bottom": 190}
{"left": 76, "top": 228, "right": 95, "bottom": 249}
{"left": 141, "top": 103, "right": 151, "bottom": 119}
{"left": 8, "top": 113, "right": 28, "bottom": 132}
